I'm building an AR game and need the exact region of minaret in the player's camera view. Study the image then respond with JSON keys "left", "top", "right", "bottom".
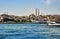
{"left": 36, "top": 8, "right": 40, "bottom": 16}
{"left": 38, "top": 9, "right": 39, "bottom": 17}
{"left": 36, "top": 8, "right": 37, "bottom": 16}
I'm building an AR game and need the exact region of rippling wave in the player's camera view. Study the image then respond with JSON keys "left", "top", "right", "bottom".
{"left": 0, "top": 24, "right": 60, "bottom": 39}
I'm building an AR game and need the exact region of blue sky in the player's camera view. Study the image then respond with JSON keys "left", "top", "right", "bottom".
{"left": 0, "top": 0, "right": 60, "bottom": 16}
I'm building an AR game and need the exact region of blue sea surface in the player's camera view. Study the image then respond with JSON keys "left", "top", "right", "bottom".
{"left": 0, "top": 24, "right": 60, "bottom": 39}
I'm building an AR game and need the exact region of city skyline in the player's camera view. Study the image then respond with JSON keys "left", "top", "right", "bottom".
{"left": 0, "top": 0, "right": 60, "bottom": 16}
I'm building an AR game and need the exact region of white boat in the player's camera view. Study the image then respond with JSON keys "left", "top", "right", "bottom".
{"left": 47, "top": 22, "right": 60, "bottom": 26}
{"left": 48, "top": 23, "right": 60, "bottom": 26}
{"left": 47, "top": 17, "right": 60, "bottom": 26}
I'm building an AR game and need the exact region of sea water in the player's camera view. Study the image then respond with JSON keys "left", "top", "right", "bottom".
{"left": 0, "top": 24, "right": 60, "bottom": 39}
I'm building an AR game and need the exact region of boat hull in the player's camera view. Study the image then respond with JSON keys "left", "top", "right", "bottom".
{"left": 47, "top": 24, "right": 60, "bottom": 26}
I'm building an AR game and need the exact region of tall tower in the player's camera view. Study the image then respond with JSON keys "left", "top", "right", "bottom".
{"left": 35, "top": 8, "right": 40, "bottom": 16}
{"left": 38, "top": 9, "right": 39, "bottom": 16}
{"left": 36, "top": 8, "right": 37, "bottom": 16}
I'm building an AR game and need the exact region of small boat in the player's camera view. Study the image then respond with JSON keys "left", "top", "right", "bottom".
{"left": 47, "top": 17, "right": 60, "bottom": 26}
{"left": 47, "top": 22, "right": 60, "bottom": 26}
{"left": 48, "top": 23, "right": 60, "bottom": 26}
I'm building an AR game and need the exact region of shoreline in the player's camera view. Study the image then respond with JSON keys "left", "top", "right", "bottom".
{"left": 0, "top": 22, "right": 47, "bottom": 24}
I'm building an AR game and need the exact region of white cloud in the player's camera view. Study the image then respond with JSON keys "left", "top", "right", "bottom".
{"left": 45, "top": 0, "right": 52, "bottom": 6}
